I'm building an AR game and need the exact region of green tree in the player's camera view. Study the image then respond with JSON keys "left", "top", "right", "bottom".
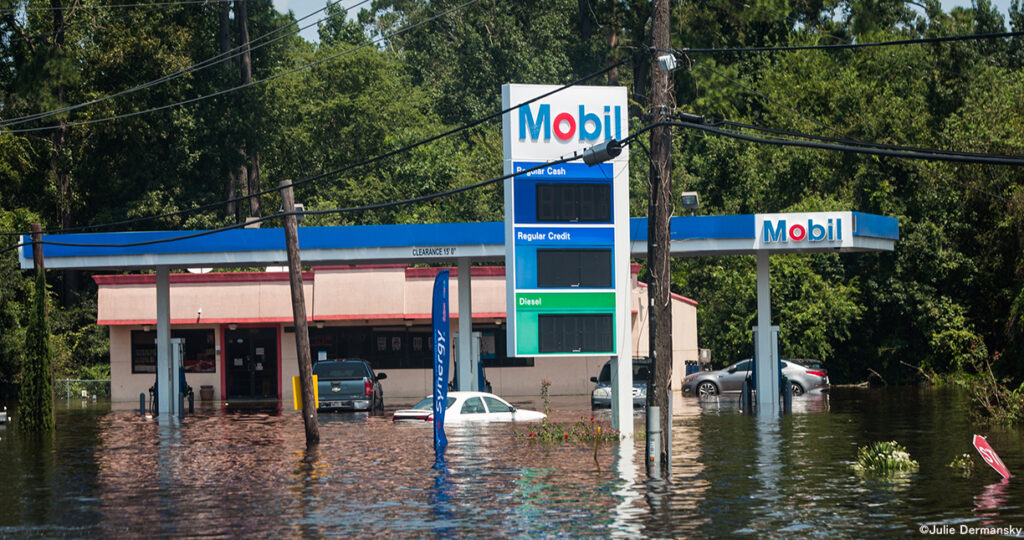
{"left": 18, "top": 272, "right": 54, "bottom": 432}
{"left": 0, "top": 210, "right": 35, "bottom": 386}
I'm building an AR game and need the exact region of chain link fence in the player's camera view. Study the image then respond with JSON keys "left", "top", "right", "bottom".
{"left": 55, "top": 379, "right": 111, "bottom": 400}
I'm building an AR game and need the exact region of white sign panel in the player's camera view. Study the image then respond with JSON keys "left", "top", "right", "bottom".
{"left": 502, "top": 84, "right": 629, "bottom": 161}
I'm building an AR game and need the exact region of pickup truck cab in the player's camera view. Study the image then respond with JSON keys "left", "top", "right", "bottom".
{"left": 313, "top": 359, "right": 386, "bottom": 412}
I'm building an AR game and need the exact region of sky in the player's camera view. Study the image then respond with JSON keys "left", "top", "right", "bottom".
{"left": 271, "top": 0, "right": 1017, "bottom": 44}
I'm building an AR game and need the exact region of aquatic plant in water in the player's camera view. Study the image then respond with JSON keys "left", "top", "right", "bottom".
{"left": 516, "top": 415, "right": 621, "bottom": 444}
{"left": 852, "top": 441, "right": 919, "bottom": 476}
{"left": 514, "top": 380, "right": 620, "bottom": 444}
{"left": 948, "top": 453, "right": 975, "bottom": 478}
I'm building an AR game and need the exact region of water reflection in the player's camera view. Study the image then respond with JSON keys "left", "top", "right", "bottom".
{"left": 1, "top": 388, "right": 1023, "bottom": 537}
{"left": 155, "top": 419, "right": 183, "bottom": 538}
{"left": 611, "top": 439, "right": 642, "bottom": 538}
{"left": 430, "top": 455, "right": 455, "bottom": 537}
{"left": 974, "top": 479, "right": 1010, "bottom": 524}
{"left": 291, "top": 445, "right": 325, "bottom": 538}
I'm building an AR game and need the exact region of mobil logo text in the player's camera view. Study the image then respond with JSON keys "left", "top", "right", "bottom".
{"left": 763, "top": 217, "right": 843, "bottom": 243}
{"left": 519, "top": 103, "right": 623, "bottom": 142}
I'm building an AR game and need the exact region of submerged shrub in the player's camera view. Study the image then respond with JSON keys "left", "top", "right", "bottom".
{"left": 954, "top": 351, "right": 1024, "bottom": 425}
{"left": 948, "top": 453, "right": 975, "bottom": 478}
{"left": 516, "top": 415, "right": 620, "bottom": 444}
{"left": 515, "top": 381, "right": 620, "bottom": 444}
{"left": 853, "top": 441, "right": 919, "bottom": 476}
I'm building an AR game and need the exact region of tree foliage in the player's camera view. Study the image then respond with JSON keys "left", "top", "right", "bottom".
{"left": 0, "top": 0, "right": 1021, "bottom": 389}
{"left": 18, "top": 272, "right": 54, "bottom": 432}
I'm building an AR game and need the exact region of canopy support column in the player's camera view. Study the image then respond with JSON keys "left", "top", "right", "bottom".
{"left": 457, "top": 258, "right": 475, "bottom": 391}
{"left": 155, "top": 267, "right": 180, "bottom": 417}
{"left": 755, "top": 251, "right": 779, "bottom": 415}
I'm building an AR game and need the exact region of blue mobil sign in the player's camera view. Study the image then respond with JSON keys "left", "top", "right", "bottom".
{"left": 502, "top": 84, "right": 630, "bottom": 358}
{"left": 755, "top": 212, "right": 855, "bottom": 250}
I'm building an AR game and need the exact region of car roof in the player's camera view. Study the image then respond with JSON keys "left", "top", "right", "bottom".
{"left": 420, "top": 391, "right": 503, "bottom": 400}
{"left": 602, "top": 359, "right": 651, "bottom": 366}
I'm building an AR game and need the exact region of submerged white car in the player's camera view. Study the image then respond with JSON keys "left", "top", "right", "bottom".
{"left": 392, "top": 391, "right": 546, "bottom": 423}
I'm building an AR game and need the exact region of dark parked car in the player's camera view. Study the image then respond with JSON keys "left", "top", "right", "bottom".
{"left": 681, "top": 359, "right": 828, "bottom": 398}
{"left": 312, "top": 359, "right": 386, "bottom": 412}
{"left": 590, "top": 358, "right": 651, "bottom": 408}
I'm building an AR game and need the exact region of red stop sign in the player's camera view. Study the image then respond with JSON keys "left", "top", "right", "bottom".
{"left": 974, "top": 434, "right": 1011, "bottom": 480}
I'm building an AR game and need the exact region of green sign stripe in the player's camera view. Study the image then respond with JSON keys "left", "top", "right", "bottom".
{"left": 515, "top": 292, "right": 615, "bottom": 310}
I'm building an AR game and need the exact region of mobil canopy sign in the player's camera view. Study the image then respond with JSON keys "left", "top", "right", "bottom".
{"left": 755, "top": 212, "right": 855, "bottom": 251}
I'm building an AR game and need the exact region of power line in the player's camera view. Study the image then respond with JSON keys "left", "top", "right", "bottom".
{"left": 0, "top": 52, "right": 637, "bottom": 237}
{"left": 2, "top": 154, "right": 583, "bottom": 253}
{"left": 692, "top": 61, "right": 839, "bottom": 137}
{"left": 2, "top": 0, "right": 232, "bottom": 13}
{"left": 676, "top": 31, "right": 1024, "bottom": 55}
{"left": 0, "top": 0, "right": 367, "bottom": 128}
{"left": 0, "top": 0, "right": 477, "bottom": 134}
{"left": 670, "top": 119, "right": 1024, "bottom": 165}
{"left": 719, "top": 119, "right": 1024, "bottom": 161}
{"left": 689, "top": 66, "right": 1016, "bottom": 202}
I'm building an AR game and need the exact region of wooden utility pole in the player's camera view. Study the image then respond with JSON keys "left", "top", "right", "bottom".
{"left": 281, "top": 179, "right": 319, "bottom": 445}
{"left": 219, "top": 1, "right": 239, "bottom": 219}
{"left": 22, "top": 223, "right": 55, "bottom": 432}
{"left": 50, "top": 0, "right": 78, "bottom": 306}
{"left": 648, "top": 0, "right": 674, "bottom": 477}
{"left": 235, "top": 0, "right": 261, "bottom": 220}
{"left": 31, "top": 223, "right": 45, "bottom": 275}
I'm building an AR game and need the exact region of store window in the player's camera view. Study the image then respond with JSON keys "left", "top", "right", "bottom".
{"left": 307, "top": 325, "right": 532, "bottom": 370}
{"left": 131, "top": 329, "right": 217, "bottom": 374}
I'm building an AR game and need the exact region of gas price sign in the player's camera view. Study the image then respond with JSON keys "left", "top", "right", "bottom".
{"left": 502, "top": 84, "right": 629, "bottom": 357}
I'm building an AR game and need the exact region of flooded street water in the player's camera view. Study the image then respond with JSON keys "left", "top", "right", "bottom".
{"left": 1, "top": 387, "right": 1022, "bottom": 537}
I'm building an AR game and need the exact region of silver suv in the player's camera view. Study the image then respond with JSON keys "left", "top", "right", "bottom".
{"left": 590, "top": 359, "right": 651, "bottom": 408}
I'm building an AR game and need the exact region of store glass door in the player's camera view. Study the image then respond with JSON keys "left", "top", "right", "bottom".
{"left": 225, "top": 327, "right": 278, "bottom": 400}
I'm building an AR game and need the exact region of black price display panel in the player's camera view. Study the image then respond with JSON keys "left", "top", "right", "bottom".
{"left": 538, "top": 314, "right": 614, "bottom": 353}
{"left": 535, "top": 183, "right": 611, "bottom": 223}
{"left": 536, "top": 248, "right": 612, "bottom": 288}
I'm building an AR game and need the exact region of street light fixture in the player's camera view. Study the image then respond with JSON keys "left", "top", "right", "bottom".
{"left": 656, "top": 53, "right": 678, "bottom": 72}
{"left": 680, "top": 191, "right": 699, "bottom": 211}
{"left": 582, "top": 139, "right": 622, "bottom": 166}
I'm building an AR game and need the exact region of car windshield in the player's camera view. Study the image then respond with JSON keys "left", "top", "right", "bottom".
{"left": 313, "top": 362, "right": 367, "bottom": 379}
{"left": 411, "top": 397, "right": 456, "bottom": 410}
{"left": 730, "top": 361, "right": 751, "bottom": 372}
{"left": 483, "top": 396, "right": 513, "bottom": 413}
{"left": 597, "top": 362, "right": 651, "bottom": 383}
{"left": 597, "top": 364, "right": 611, "bottom": 383}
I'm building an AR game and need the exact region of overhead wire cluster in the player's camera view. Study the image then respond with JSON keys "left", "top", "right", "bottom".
{"left": 671, "top": 115, "right": 1024, "bottom": 166}
{"left": 2, "top": 24, "right": 1022, "bottom": 254}
{"left": 674, "top": 31, "right": 1024, "bottom": 55}
{"left": 672, "top": 30, "right": 1024, "bottom": 160}
{"left": 687, "top": 61, "right": 1019, "bottom": 202}
{"left": 1, "top": 0, "right": 369, "bottom": 130}
{"left": 3, "top": 0, "right": 234, "bottom": 12}
{"left": 0, "top": 53, "right": 640, "bottom": 253}
{"left": 0, "top": 0, "right": 404, "bottom": 134}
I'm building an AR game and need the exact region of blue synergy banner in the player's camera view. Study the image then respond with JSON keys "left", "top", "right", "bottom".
{"left": 432, "top": 269, "right": 451, "bottom": 453}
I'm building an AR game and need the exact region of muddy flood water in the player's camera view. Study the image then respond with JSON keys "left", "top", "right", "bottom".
{"left": 1, "top": 387, "right": 1023, "bottom": 538}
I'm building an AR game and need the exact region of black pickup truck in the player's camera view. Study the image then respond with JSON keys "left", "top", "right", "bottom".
{"left": 312, "top": 359, "right": 387, "bottom": 412}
